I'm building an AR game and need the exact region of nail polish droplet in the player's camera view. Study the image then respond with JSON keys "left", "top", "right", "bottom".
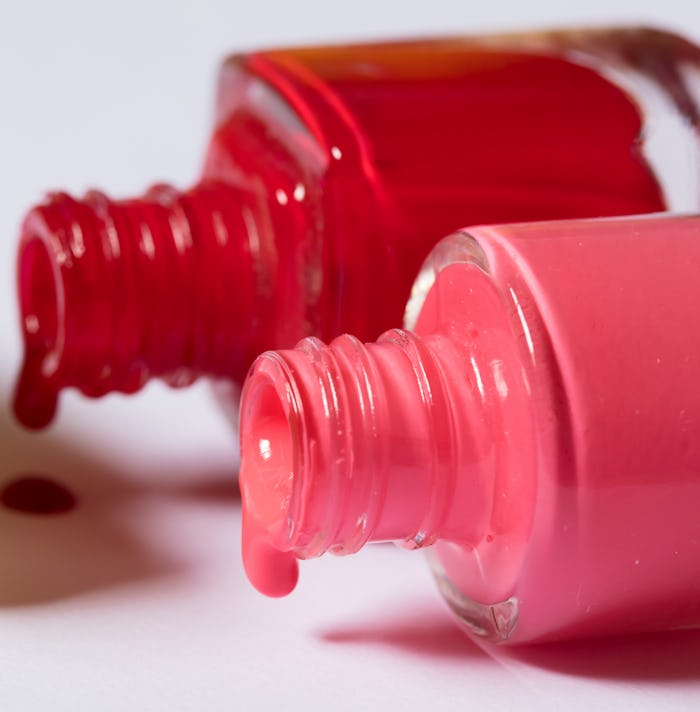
{"left": 1, "top": 475, "right": 77, "bottom": 515}
{"left": 242, "top": 506, "right": 299, "bottom": 598}
{"left": 13, "top": 350, "right": 59, "bottom": 430}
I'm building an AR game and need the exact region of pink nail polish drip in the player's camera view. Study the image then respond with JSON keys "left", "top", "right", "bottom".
{"left": 15, "top": 28, "right": 700, "bottom": 428}
{"left": 240, "top": 214, "right": 700, "bottom": 644}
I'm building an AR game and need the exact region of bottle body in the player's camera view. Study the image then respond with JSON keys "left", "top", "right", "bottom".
{"left": 15, "top": 28, "right": 700, "bottom": 428}
{"left": 239, "top": 213, "right": 700, "bottom": 644}
{"left": 406, "top": 215, "right": 700, "bottom": 643}
{"left": 211, "top": 26, "right": 700, "bottom": 343}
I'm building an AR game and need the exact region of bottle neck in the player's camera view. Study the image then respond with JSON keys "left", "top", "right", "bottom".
{"left": 239, "top": 327, "right": 500, "bottom": 596}
{"left": 14, "top": 180, "right": 266, "bottom": 429}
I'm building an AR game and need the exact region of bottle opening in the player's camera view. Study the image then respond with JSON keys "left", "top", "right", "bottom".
{"left": 240, "top": 370, "right": 296, "bottom": 538}
{"left": 13, "top": 182, "right": 262, "bottom": 429}
{"left": 238, "top": 329, "right": 476, "bottom": 597}
{"left": 18, "top": 234, "right": 62, "bottom": 373}
{"left": 240, "top": 357, "right": 304, "bottom": 598}
{"left": 14, "top": 225, "right": 64, "bottom": 430}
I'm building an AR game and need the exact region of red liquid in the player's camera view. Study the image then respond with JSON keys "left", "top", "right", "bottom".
{"left": 18, "top": 29, "right": 694, "bottom": 429}
{"left": 1, "top": 475, "right": 77, "bottom": 515}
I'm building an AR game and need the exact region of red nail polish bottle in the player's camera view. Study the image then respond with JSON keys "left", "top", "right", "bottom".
{"left": 15, "top": 27, "right": 700, "bottom": 429}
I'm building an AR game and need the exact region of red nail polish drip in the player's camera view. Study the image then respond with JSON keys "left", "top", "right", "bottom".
{"left": 16, "top": 28, "right": 700, "bottom": 428}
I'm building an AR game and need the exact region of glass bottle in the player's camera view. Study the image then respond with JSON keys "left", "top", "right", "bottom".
{"left": 15, "top": 27, "right": 700, "bottom": 429}
{"left": 239, "top": 213, "right": 700, "bottom": 644}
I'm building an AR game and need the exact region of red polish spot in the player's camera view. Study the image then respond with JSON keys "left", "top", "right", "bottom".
{"left": 1, "top": 475, "right": 77, "bottom": 515}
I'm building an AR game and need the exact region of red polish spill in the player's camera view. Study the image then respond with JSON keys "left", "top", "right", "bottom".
{"left": 1, "top": 475, "right": 77, "bottom": 515}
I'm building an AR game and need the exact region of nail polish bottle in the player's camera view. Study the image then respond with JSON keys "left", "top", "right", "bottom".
{"left": 16, "top": 28, "right": 700, "bottom": 429}
{"left": 239, "top": 213, "right": 700, "bottom": 645}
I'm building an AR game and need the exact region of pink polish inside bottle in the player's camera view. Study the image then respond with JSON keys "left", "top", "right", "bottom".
{"left": 239, "top": 213, "right": 700, "bottom": 644}
{"left": 15, "top": 28, "right": 700, "bottom": 429}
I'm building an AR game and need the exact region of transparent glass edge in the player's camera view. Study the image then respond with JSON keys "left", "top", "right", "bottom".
{"left": 403, "top": 230, "right": 489, "bottom": 331}
{"left": 426, "top": 548, "right": 519, "bottom": 643}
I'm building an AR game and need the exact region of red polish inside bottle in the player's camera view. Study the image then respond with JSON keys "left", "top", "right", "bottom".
{"left": 16, "top": 28, "right": 699, "bottom": 428}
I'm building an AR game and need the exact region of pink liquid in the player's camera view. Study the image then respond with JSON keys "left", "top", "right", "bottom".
{"left": 239, "top": 213, "right": 700, "bottom": 644}
{"left": 443, "top": 214, "right": 700, "bottom": 643}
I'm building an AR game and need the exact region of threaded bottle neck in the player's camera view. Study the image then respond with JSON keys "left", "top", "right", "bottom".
{"left": 14, "top": 180, "right": 264, "bottom": 429}
{"left": 239, "top": 328, "right": 494, "bottom": 596}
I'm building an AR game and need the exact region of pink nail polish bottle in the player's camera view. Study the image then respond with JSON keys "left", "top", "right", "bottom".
{"left": 239, "top": 213, "right": 700, "bottom": 644}
{"left": 15, "top": 28, "right": 700, "bottom": 429}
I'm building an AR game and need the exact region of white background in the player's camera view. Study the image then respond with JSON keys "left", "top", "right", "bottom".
{"left": 2, "top": 1, "right": 700, "bottom": 710}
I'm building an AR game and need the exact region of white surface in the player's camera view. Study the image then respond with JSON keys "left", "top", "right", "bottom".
{"left": 2, "top": 1, "right": 700, "bottom": 710}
